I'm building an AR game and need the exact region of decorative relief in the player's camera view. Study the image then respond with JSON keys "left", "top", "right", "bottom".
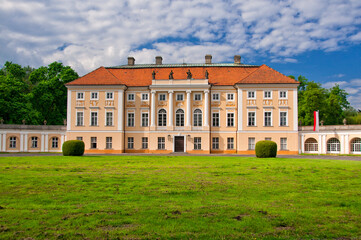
{"left": 76, "top": 100, "right": 85, "bottom": 107}
{"left": 226, "top": 102, "right": 236, "bottom": 107}
{"left": 211, "top": 101, "right": 220, "bottom": 106}
{"left": 158, "top": 101, "right": 167, "bottom": 106}
{"left": 246, "top": 100, "right": 256, "bottom": 105}
{"left": 193, "top": 102, "right": 203, "bottom": 107}
{"left": 278, "top": 99, "right": 288, "bottom": 106}
{"left": 176, "top": 102, "right": 184, "bottom": 108}
{"left": 263, "top": 100, "right": 273, "bottom": 106}
{"left": 89, "top": 100, "right": 98, "bottom": 107}
{"left": 105, "top": 100, "right": 114, "bottom": 107}
{"left": 141, "top": 102, "right": 149, "bottom": 107}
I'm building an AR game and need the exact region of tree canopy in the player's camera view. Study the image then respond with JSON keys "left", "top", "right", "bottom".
{"left": 0, "top": 61, "right": 78, "bottom": 125}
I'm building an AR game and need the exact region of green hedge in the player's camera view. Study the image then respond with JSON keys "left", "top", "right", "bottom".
{"left": 62, "top": 140, "right": 85, "bottom": 156}
{"left": 255, "top": 140, "right": 277, "bottom": 158}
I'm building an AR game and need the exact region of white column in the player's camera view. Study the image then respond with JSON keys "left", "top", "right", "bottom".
{"left": 45, "top": 134, "right": 49, "bottom": 152}
{"left": 293, "top": 89, "right": 298, "bottom": 131}
{"left": 41, "top": 134, "right": 45, "bottom": 152}
{"left": 67, "top": 89, "right": 72, "bottom": 131}
{"left": 151, "top": 90, "right": 156, "bottom": 127}
{"left": 204, "top": 90, "right": 209, "bottom": 127}
{"left": 340, "top": 135, "right": 345, "bottom": 154}
{"left": 61, "top": 135, "right": 65, "bottom": 148}
{"left": 168, "top": 90, "right": 174, "bottom": 126}
{"left": 24, "top": 134, "right": 28, "bottom": 152}
{"left": 118, "top": 89, "right": 124, "bottom": 131}
{"left": 186, "top": 90, "right": 191, "bottom": 126}
{"left": 345, "top": 134, "right": 349, "bottom": 154}
{"left": 237, "top": 88, "right": 243, "bottom": 131}
{"left": 20, "top": 134, "right": 24, "bottom": 152}
{"left": 301, "top": 134, "right": 305, "bottom": 153}
{"left": 0, "top": 133, "right": 2, "bottom": 152}
{"left": 318, "top": 134, "right": 322, "bottom": 154}
{"left": 3, "top": 134, "right": 6, "bottom": 151}
{"left": 322, "top": 135, "right": 327, "bottom": 154}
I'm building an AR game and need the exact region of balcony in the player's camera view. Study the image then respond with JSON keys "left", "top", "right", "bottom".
{"left": 278, "top": 99, "right": 288, "bottom": 106}
{"left": 263, "top": 99, "right": 273, "bottom": 106}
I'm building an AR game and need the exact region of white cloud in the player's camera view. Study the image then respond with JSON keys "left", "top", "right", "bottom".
{"left": 322, "top": 81, "right": 348, "bottom": 89}
{"left": 0, "top": 0, "right": 360, "bottom": 76}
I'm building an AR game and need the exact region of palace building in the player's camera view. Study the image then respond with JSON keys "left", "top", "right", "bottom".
{"left": 64, "top": 55, "right": 300, "bottom": 154}
{"left": 1, "top": 55, "right": 360, "bottom": 155}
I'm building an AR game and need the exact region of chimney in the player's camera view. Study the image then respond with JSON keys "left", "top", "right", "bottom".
{"left": 205, "top": 54, "right": 212, "bottom": 64}
{"left": 234, "top": 55, "right": 241, "bottom": 64}
{"left": 128, "top": 57, "right": 135, "bottom": 66}
{"left": 155, "top": 56, "right": 163, "bottom": 65}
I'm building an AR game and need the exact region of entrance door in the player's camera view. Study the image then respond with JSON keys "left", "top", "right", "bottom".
{"left": 174, "top": 136, "right": 184, "bottom": 152}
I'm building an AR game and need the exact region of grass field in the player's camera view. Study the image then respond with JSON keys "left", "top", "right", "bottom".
{"left": 0, "top": 156, "right": 360, "bottom": 239}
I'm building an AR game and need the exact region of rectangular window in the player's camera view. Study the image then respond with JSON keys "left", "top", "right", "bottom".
{"left": 227, "top": 138, "right": 234, "bottom": 149}
{"left": 280, "top": 138, "right": 287, "bottom": 150}
{"left": 128, "top": 93, "right": 135, "bottom": 101}
{"left": 76, "top": 112, "right": 84, "bottom": 126}
{"left": 128, "top": 137, "right": 134, "bottom": 149}
{"left": 106, "top": 137, "right": 112, "bottom": 149}
{"left": 142, "top": 112, "right": 149, "bottom": 127}
{"left": 142, "top": 93, "right": 149, "bottom": 101}
{"left": 106, "top": 112, "right": 113, "bottom": 126}
{"left": 279, "top": 91, "right": 287, "bottom": 99}
{"left": 264, "top": 91, "right": 272, "bottom": 99}
{"left": 247, "top": 91, "right": 255, "bottom": 99}
{"left": 91, "top": 137, "right": 97, "bottom": 149}
{"left": 91, "top": 112, "right": 98, "bottom": 126}
{"left": 142, "top": 137, "right": 148, "bottom": 149}
{"left": 248, "top": 137, "right": 255, "bottom": 150}
{"left": 9, "top": 137, "right": 16, "bottom": 148}
{"left": 264, "top": 112, "right": 272, "bottom": 126}
{"left": 265, "top": 137, "right": 272, "bottom": 141}
{"left": 128, "top": 113, "right": 135, "bottom": 127}
{"left": 194, "top": 137, "right": 201, "bottom": 150}
{"left": 159, "top": 93, "right": 166, "bottom": 101}
{"left": 194, "top": 93, "right": 202, "bottom": 101}
{"left": 52, "top": 137, "right": 58, "bottom": 148}
{"left": 76, "top": 137, "right": 83, "bottom": 141}
{"left": 158, "top": 137, "right": 165, "bottom": 150}
{"left": 31, "top": 137, "right": 38, "bottom": 148}
{"left": 106, "top": 92, "right": 113, "bottom": 100}
{"left": 248, "top": 112, "right": 255, "bottom": 126}
{"left": 212, "top": 113, "right": 219, "bottom": 127}
{"left": 212, "top": 93, "right": 219, "bottom": 101}
{"left": 227, "top": 93, "right": 234, "bottom": 101}
{"left": 91, "top": 92, "right": 98, "bottom": 100}
{"left": 176, "top": 94, "right": 184, "bottom": 101}
{"left": 227, "top": 113, "right": 234, "bottom": 127}
{"left": 77, "top": 92, "right": 84, "bottom": 100}
{"left": 280, "top": 112, "right": 287, "bottom": 126}
{"left": 212, "top": 137, "right": 219, "bottom": 150}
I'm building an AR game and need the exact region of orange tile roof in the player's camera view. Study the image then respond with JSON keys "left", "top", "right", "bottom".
{"left": 66, "top": 64, "right": 298, "bottom": 86}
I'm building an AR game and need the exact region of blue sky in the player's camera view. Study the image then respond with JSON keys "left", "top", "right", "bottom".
{"left": 1, "top": 0, "right": 361, "bottom": 108}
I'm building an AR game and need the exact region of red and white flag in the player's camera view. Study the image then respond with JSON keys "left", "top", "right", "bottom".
{"left": 313, "top": 111, "right": 319, "bottom": 132}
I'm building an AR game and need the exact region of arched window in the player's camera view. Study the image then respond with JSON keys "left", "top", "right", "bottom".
{"left": 351, "top": 138, "right": 361, "bottom": 153}
{"left": 305, "top": 138, "right": 318, "bottom": 152}
{"left": 327, "top": 138, "right": 340, "bottom": 153}
{"left": 193, "top": 109, "right": 202, "bottom": 127}
{"left": 52, "top": 137, "right": 59, "bottom": 148}
{"left": 9, "top": 136, "right": 16, "bottom": 148}
{"left": 176, "top": 109, "right": 184, "bottom": 126}
{"left": 158, "top": 109, "right": 167, "bottom": 126}
{"left": 31, "top": 136, "right": 38, "bottom": 148}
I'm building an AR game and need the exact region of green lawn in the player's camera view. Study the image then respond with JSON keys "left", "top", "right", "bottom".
{"left": 0, "top": 156, "right": 360, "bottom": 239}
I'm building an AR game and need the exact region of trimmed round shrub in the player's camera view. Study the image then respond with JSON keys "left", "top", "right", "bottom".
{"left": 62, "top": 140, "right": 85, "bottom": 156}
{"left": 255, "top": 140, "right": 277, "bottom": 158}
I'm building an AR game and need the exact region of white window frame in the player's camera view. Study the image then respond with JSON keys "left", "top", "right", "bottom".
{"left": 227, "top": 137, "right": 234, "bottom": 150}
{"left": 91, "top": 92, "right": 98, "bottom": 100}
{"left": 31, "top": 137, "right": 38, "bottom": 148}
{"left": 106, "top": 92, "right": 114, "bottom": 100}
{"left": 175, "top": 109, "right": 185, "bottom": 127}
{"left": 247, "top": 91, "right": 256, "bottom": 99}
{"left": 227, "top": 111, "right": 235, "bottom": 127}
{"left": 264, "top": 110, "right": 272, "bottom": 127}
{"left": 194, "top": 137, "right": 202, "bottom": 150}
{"left": 106, "top": 137, "right": 112, "bottom": 149}
{"left": 193, "top": 109, "right": 202, "bottom": 127}
{"left": 127, "top": 93, "right": 135, "bottom": 101}
{"left": 247, "top": 110, "right": 256, "bottom": 127}
{"left": 128, "top": 137, "right": 134, "bottom": 149}
{"left": 212, "top": 93, "right": 220, "bottom": 101}
{"left": 158, "top": 93, "right": 167, "bottom": 101}
{"left": 194, "top": 93, "right": 202, "bottom": 101}
{"left": 141, "top": 111, "right": 149, "bottom": 127}
{"left": 127, "top": 111, "right": 135, "bottom": 127}
{"left": 212, "top": 111, "right": 220, "bottom": 127}
{"left": 279, "top": 110, "right": 288, "bottom": 127}
{"left": 76, "top": 137, "right": 83, "bottom": 141}
{"left": 158, "top": 137, "right": 165, "bottom": 150}
{"left": 90, "top": 137, "right": 97, "bottom": 149}
{"left": 280, "top": 138, "right": 287, "bottom": 150}
{"left": 51, "top": 137, "right": 58, "bottom": 148}
{"left": 176, "top": 93, "right": 184, "bottom": 101}
{"left": 279, "top": 90, "right": 288, "bottom": 99}
{"left": 265, "top": 137, "right": 272, "bottom": 141}
{"left": 76, "top": 111, "right": 84, "bottom": 126}
{"left": 248, "top": 137, "right": 255, "bottom": 150}
{"left": 76, "top": 92, "right": 84, "bottom": 100}
{"left": 9, "top": 136, "right": 16, "bottom": 148}
{"left": 263, "top": 90, "right": 272, "bottom": 99}
{"left": 227, "top": 93, "right": 234, "bottom": 101}
{"left": 90, "top": 111, "right": 98, "bottom": 126}
{"left": 158, "top": 109, "right": 167, "bottom": 127}
{"left": 105, "top": 110, "right": 114, "bottom": 126}
{"left": 212, "top": 137, "right": 219, "bottom": 150}
{"left": 142, "top": 137, "right": 148, "bottom": 149}
{"left": 142, "top": 93, "right": 149, "bottom": 101}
